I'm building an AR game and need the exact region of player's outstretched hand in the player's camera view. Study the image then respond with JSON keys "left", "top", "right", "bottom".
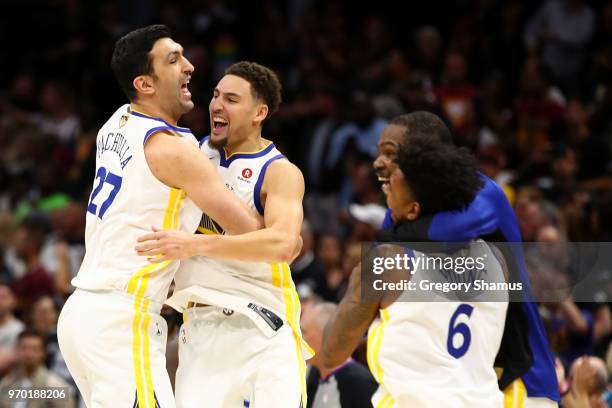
{"left": 135, "top": 226, "right": 199, "bottom": 263}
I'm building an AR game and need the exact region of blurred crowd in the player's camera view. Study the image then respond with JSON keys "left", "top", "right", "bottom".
{"left": 0, "top": 0, "right": 612, "bottom": 406}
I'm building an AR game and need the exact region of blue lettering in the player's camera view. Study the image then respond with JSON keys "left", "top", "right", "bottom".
{"left": 120, "top": 155, "right": 133, "bottom": 170}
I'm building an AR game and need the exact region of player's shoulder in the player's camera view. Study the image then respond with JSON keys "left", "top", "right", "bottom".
{"left": 126, "top": 107, "right": 194, "bottom": 142}
{"left": 266, "top": 156, "right": 302, "bottom": 179}
{"left": 263, "top": 159, "right": 304, "bottom": 196}
{"left": 144, "top": 129, "right": 200, "bottom": 166}
{"left": 99, "top": 104, "right": 130, "bottom": 132}
{"left": 477, "top": 173, "right": 512, "bottom": 207}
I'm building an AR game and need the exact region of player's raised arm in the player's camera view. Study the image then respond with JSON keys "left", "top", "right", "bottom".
{"left": 136, "top": 159, "right": 303, "bottom": 263}
{"left": 145, "top": 130, "right": 262, "bottom": 234}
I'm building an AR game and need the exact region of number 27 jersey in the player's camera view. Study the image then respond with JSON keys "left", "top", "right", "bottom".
{"left": 72, "top": 105, "right": 202, "bottom": 303}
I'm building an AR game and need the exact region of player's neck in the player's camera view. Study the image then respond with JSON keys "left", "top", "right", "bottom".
{"left": 130, "top": 101, "right": 179, "bottom": 126}
{"left": 225, "top": 132, "right": 268, "bottom": 155}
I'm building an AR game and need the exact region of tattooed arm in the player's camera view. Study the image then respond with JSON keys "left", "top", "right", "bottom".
{"left": 320, "top": 263, "right": 380, "bottom": 369}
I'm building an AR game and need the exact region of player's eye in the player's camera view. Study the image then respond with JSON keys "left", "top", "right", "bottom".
{"left": 380, "top": 148, "right": 397, "bottom": 159}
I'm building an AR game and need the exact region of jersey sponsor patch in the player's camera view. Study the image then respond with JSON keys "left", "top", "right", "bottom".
{"left": 242, "top": 168, "right": 253, "bottom": 179}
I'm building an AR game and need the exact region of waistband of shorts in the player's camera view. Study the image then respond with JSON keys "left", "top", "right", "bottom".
{"left": 74, "top": 288, "right": 163, "bottom": 314}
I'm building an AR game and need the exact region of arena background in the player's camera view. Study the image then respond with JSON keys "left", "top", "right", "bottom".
{"left": 0, "top": 0, "right": 611, "bottom": 406}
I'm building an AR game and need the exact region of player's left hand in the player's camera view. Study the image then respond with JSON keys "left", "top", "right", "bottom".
{"left": 135, "top": 226, "right": 198, "bottom": 263}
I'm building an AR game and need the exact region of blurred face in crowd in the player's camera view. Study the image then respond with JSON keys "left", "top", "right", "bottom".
{"left": 569, "top": 356, "right": 608, "bottom": 397}
{"left": 0, "top": 285, "right": 16, "bottom": 317}
{"left": 515, "top": 188, "right": 546, "bottom": 241}
{"left": 31, "top": 297, "right": 58, "bottom": 335}
{"left": 300, "top": 304, "right": 322, "bottom": 357}
{"left": 300, "top": 303, "right": 336, "bottom": 369}
{"left": 351, "top": 162, "right": 378, "bottom": 199}
{"left": 373, "top": 124, "right": 405, "bottom": 187}
{"left": 145, "top": 37, "right": 194, "bottom": 120}
{"left": 442, "top": 53, "right": 467, "bottom": 85}
{"left": 415, "top": 26, "right": 441, "bottom": 65}
{"left": 17, "top": 335, "right": 45, "bottom": 372}
{"left": 12, "top": 226, "right": 32, "bottom": 260}
{"left": 40, "top": 84, "right": 65, "bottom": 115}
{"left": 316, "top": 235, "right": 342, "bottom": 268}
{"left": 209, "top": 74, "right": 267, "bottom": 149}
{"left": 552, "top": 149, "right": 577, "bottom": 181}
{"left": 383, "top": 167, "right": 420, "bottom": 223}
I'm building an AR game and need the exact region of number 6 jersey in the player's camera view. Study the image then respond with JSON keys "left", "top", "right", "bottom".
{"left": 72, "top": 104, "right": 202, "bottom": 303}
{"left": 367, "top": 240, "right": 508, "bottom": 408}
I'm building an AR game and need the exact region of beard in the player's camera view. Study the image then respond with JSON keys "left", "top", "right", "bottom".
{"left": 207, "top": 135, "right": 228, "bottom": 152}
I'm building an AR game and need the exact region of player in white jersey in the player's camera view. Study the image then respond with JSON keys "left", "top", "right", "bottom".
{"left": 135, "top": 62, "right": 312, "bottom": 407}
{"left": 319, "top": 137, "right": 508, "bottom": 407}
{"left": 57, "top": 26, "right": 261, "bottom": 408}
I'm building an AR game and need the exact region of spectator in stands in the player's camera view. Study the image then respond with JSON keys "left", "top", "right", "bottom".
{"left": 510, "top": 58, "right": 566, "bottom": 171}
{"left": 563, "top": 356, "right": 609, "bottom": 408}
{"left": 291, "top": 220, "right": 332, "bottom": 301}
{"left": 434, "top": 52, "right": 479, "bottom": 146}
{"left": 301, "top": 302, "right": 377, "bottom": 408}
{"left": 28, "top": 296, "right": 73, "bottom": 389}
{"left": 0, "top": 330, "right": 74, "bottom": 408}
{"left": 525, "top": 0, "right": 595, "bottom": 94}
{"left": 10, "top": 214, "right": 54, "bottom": 308}
{"left": 0, "top": 284, "right": 24, "bottom": 375}
{"left": 30, "top": 81, "right": 81, "bottom": 146}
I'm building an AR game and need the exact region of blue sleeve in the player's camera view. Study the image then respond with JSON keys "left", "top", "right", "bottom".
{"left": 427, "top": 175, "right": 510, "bottom": 241}
{"left": 381, "top": 209, "right": 393, "bottom": 230}
{"left": 376, "top": 175, "right": 520, "bottom": 243}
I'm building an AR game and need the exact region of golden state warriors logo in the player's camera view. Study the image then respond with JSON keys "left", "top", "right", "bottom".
{"left": 197, "top": 213, "right": 225, "bottom": 235}
{"left": 119, "top": 114, "right": 129, "bottom": 128}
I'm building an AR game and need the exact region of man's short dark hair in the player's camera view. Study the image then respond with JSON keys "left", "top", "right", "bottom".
{"left": 396, "top": 135, "right": 483, "bottom": 216}
{"left": 225, "top": 61, "right": 282, "bottom": 120}
{"left": 111, "top": 24, "right": 171, "bottom": 101}
{"left": 17, "top": 329, "right": 44, "bottom": 344}
{"left": 390, "top": 111, "right": 453, "bottom": 145}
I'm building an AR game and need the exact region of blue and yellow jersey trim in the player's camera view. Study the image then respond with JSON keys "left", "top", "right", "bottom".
{"left": 127, "top": 106, "right": 194, "bottom": 145}
{"left": 219, "top": 140, "right": 276, "bottom": 168}
{"left": 128, "top": 107, "right": 192, "bottom": 132}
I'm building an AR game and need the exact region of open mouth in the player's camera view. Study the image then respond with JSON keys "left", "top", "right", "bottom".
{"left": 377, "top": 176, "right": 389, "bottom": 189}
{"left": 181, "top": 79, "right": 191, "bottom": 98}
{"left": 212, "top": 116, "right": 228, "bottom": 133}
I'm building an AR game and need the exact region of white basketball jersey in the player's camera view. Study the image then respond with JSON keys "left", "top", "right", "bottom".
{"left": 72, "top": 105, "right": 202, "bottom": 303}
{"left": 367, "top": 241, "right": 507, "bottom": 407}
{"left": 169, "top": 137, "right": 312, "bottom": 357}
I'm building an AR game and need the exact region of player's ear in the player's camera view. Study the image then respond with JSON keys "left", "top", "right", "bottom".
{"left": 405, "top": 201, "right": 420, "bottom": 221}
{"left": 133, "top": 75, "right": 155, "bottom": 97}
{"left": 253, "top": 104, "right": 269, "bottom": 126}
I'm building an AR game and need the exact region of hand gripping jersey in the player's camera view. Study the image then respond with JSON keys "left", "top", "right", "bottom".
{"left": 72, "top": 105, "right": 202, "bottom": 303}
